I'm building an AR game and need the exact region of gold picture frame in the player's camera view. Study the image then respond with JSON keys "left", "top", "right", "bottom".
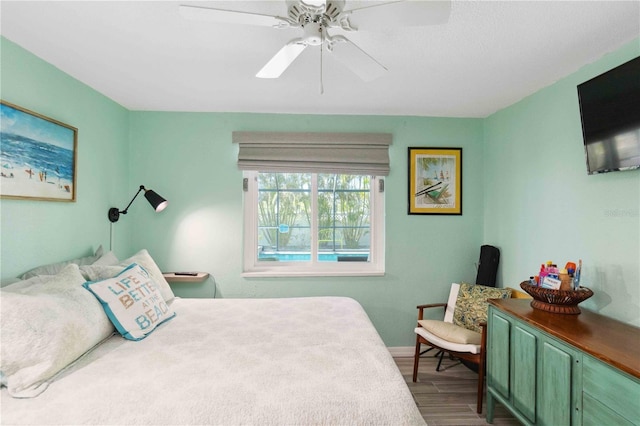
{"left": 408, "top": 147, "right": 462, "bottom": 215}
{"left": 1, "top": 101, "right": 78, "bottom": 202}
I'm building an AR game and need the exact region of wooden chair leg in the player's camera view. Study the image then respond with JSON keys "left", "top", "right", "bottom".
{"left": 412, "top": 336, "right": 421, "bottom": 382}
{"left": 476, "top": 355, "right": 485, "bottom": 414}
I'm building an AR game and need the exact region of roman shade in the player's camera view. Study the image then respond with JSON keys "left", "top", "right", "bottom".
{"left": 233, "top": 131, "right": 392, "bottom": 176}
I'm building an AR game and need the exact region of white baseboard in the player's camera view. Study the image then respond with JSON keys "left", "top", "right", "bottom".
{"left": 387, "top": 346, "right": 414, "bottom": 357}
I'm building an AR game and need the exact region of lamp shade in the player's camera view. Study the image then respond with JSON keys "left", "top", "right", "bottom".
{"left": 144, "top": 189, "right": 168, "bottom": 212}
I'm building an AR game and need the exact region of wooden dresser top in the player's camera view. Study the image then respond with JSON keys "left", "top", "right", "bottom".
{"left": 489, "top": 298, "right": 640, "bottom": 379}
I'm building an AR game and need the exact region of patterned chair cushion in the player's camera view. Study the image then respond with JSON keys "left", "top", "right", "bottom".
{"left": 453, "top": 283, "right": 511, "bottom": 333}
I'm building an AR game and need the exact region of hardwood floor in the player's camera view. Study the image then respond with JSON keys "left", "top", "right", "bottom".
{"left": 394, "top": 354, "right": 521, "bottom": 425}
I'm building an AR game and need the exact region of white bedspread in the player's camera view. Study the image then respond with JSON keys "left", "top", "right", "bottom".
{"left": 1, "top": 297, "right": 425, "bottom": 425}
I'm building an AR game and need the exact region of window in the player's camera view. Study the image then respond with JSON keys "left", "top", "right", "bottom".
{"left": 242, "top": 171, "right": 385, "bottom": 276}
{"left": 234, "top": 131, "right": 391, "bottom": 277}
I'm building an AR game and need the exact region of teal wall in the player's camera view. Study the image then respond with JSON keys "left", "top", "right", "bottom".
{"left": 0, "top": 37, "right": 131, "bottom": 277}
{"left": 484, "top": 38, "right": 640, "bottom": 326}
{"left": 127, "top": 113, "right": 485, "bottom": 346}
{"left": 1, "top": 34, "right": 639, "bottom": 346}
{"left": 0, "top": 37, "right": 485, "bottom": 347}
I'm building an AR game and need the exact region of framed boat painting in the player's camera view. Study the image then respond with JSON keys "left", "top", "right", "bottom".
{"left": 0, "top": 101, "right": 78, "bottom": 202}
{"left": 408, "top": 147, "right": 462, "bottom": 215}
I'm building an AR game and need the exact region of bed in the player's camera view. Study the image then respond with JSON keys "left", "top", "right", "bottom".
{"left": 0, "top": 249, "right": 424, "bottom": 425}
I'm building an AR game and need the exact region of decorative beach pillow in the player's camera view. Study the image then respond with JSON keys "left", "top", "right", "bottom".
{"left": 453, "top": 283, "right": 511, "bottom": 333}
{"left": 0, "top": 264, "right": 114, "bottom": 398}
{"left": 83, "top": 263, "right": 176, "bottom": 341}
{"left": 81, "top": 249, "right": 174, "bottom": 304}
{"left": 119, "top": 250, "right": 174, "bottom": 303}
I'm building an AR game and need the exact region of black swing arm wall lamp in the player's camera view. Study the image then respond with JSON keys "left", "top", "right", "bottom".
{"left": 108, "top": 185, "right": 168, "bottom": 223}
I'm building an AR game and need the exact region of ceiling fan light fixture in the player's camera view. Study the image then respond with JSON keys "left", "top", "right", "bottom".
{"left": 300, "top": 0, "right": 326, "bottom": 7}
{"left": 302, "top": 22, "right": 323, "bottom": 45}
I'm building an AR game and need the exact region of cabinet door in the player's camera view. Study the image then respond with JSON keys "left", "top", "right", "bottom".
{"left": 512, "top": 324, "right": 537, "bottom": 423}
{"left": 582, "top": 393, "right": 634, "bottom": 426}
{"left": 488, "top": 309, "right": 511, "bottom": 400}
{"left": 582, "top": 355, "right": 640, "bottom": 425}
{"left": 537, "top": 340, "right": 576, "bottom": 426}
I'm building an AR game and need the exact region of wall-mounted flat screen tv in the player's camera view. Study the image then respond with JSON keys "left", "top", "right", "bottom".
{"left": 577, "top": 56, "right": 640, "bottom": 175}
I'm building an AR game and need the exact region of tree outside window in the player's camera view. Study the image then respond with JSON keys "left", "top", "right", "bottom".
{"left": 258, "top": 172, "right": 370, "bottom": 260}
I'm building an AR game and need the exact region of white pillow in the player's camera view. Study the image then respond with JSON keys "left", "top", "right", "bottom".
{"left": 19, "top": 245, "right": 105, "bottom": 280}
{"left": 83, "top": 263, "right": 176, "bottom": 341}
{"left": 1, "top": 274, "right": 57, "bottom": 293}
{"left": 77, "top": 251, "right": 120, "bottom": 281}
{"left": 0, "top": 264, "right": 114, "bottom": 398}
{"left": 0, "top": 277, "right": 21, "bottom": 287}
{"left": 92, "top": 251, "right": 119, "bottom": 266}
{"left": 80, "top": 264, "right": 125, "bottom": 281}
{"left": 81, "top": 249, "right": 174, "bottom": 303}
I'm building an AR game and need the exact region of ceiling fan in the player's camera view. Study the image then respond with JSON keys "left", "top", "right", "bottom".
{"left": 179, "top": 0, "right": 450, "bottom": 85}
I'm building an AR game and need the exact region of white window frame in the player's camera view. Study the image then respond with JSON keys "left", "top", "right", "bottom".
{"left": 241, "top": 171, "right": 385, "bottom": 277}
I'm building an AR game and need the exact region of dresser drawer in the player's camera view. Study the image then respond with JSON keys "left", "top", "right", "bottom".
{"left": 583, "top": 355, "right": 640, "bottom": 424}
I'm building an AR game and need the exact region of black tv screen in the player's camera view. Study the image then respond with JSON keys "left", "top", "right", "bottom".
{"left": 577, "top": 56, "right": 640, "bottom": 175}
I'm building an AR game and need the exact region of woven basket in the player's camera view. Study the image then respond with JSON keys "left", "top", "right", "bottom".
{"left": 520, "top": 281, "right": 594, "bottom": 314}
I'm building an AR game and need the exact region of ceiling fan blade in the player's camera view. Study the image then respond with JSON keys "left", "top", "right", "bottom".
{"left": 256, "top": 42, "right": 308, "bottom": 78}
{"left": 344, "top": 0, "right": 451, "bottom": 28}
{"left": 179, "top": 5, "right": 287, "bottom": 27}
{"left": 330, "top": 36, "right": 387, "bottom": 82}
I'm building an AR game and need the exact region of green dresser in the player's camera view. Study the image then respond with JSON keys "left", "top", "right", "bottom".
{"left": 486, "top": 299, "right": 640, "bottom": 425}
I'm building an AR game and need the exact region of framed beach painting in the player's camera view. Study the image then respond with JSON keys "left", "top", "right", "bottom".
{"left": 0, "top": 101, "right": 77, "bottom": 202}
{"left": 408, "top": 147, "right": 462, "bottom": 215}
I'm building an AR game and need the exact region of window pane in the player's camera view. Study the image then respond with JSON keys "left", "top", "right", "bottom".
{"left": 317, "top": 174, "right": 371, "bottom": 262}
{"left": 244, "top": 170, "right": 384, "bottom": 275}
{"left": 257, "top": 173, "right": 311, "bottom": 262}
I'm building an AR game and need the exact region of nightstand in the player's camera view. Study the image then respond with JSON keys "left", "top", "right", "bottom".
{"left": 163, "top": 272, "right": 209, "bottom": 283}
{"left": 163, "top": 272, "right": 214, "bottom": 298}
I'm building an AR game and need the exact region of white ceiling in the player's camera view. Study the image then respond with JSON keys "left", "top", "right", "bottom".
{"left": 1, "top": 0, "right": 639, "bottom": 118}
